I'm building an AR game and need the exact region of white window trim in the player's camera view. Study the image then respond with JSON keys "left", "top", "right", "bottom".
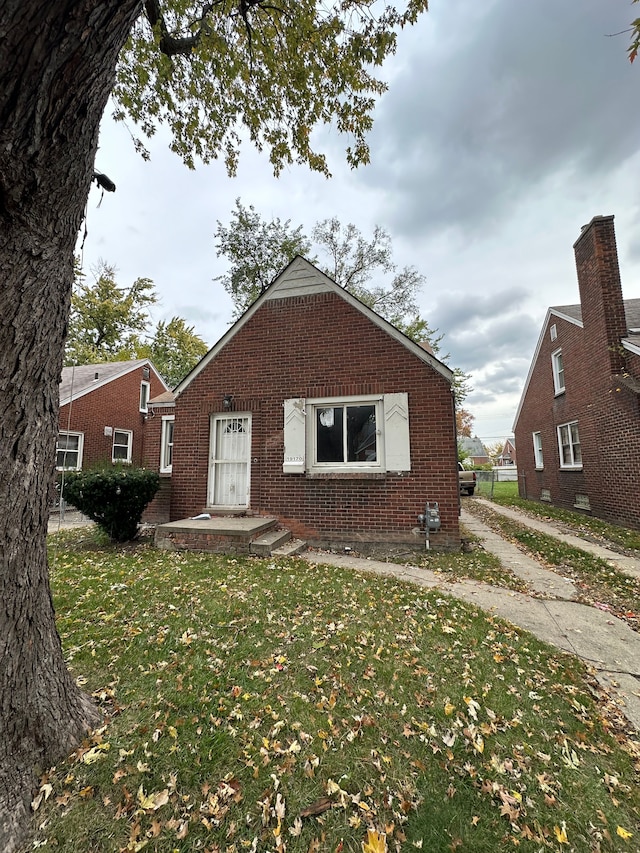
{"left": 139, "top": 380, "right": 151, "bottom": 413}
{"left": 551, "top": 348, "right": 565, "bottom": 395}
{"left": 557, "top": 421, "right": 582, "bottom": 469}
{"left": 284, "top": 393, "right": 411, "bottom": 475}
{"left": 56, "top": 431, "right": 84, "bottom": 471}
{"left": 532, "top": 431, "right": 543, "bottom": 469}
{"left": 160, "top": 415, "right": 175, "bottom": 473}
{"left": 112, "top": 428, "right": 133, "bottom": 464}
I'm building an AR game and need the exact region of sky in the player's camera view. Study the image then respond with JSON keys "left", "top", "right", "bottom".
{"left": 81, "top": 0, "right": 640, "bottom": 443}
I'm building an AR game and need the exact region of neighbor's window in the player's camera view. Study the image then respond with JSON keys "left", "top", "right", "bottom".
{"left": 552, "top": 349, "right": 565, "bottom": 394}
{"left": 557, "top": 421, "right": 582, "bottom": 468}
{"left": 315, "top": 403, "right": 378, "bottom": 465}
{"left": 139, "top": 381, "right": 150, "bottom": 413}
{"left": 532, "top": 431, "right": 543, "bottom": 468}
{"left": 56, "top": 431, "right": 83, "bottom": 470}
{"left": 160, "top": 416, "right": 175, "bottom": 473}
{"left": 112, "top": 429, "right": 133, "bottom": 463}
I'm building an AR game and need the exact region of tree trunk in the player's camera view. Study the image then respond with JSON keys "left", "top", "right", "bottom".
{"left": 0, "top": 3, "right": 142, "bottom": 849}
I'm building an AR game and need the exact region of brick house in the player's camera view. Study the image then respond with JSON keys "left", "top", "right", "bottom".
{"left": 57, "top": 359, "right": 169, "bottom": 473}
{"left": 169, "top": 257, "right": 460, "bottom": 550}
{"left": 458, "top": 435, "right": 490, "bottom": 467}
{"left": 513, "top": 215, "right": 640, "bottom": 529}
{"left": 497, "top": 438, "right": 516, "bottom": 467}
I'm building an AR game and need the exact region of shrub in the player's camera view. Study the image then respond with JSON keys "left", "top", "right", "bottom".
{"left": 62, "top": 466, "right": 160, "bottom": 542}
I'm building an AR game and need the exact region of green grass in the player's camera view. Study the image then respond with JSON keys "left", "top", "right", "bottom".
{"left": 30, "top": 529, "right": 640, "bottom": 852}
{"left": 478, "top": 481, "right": 640, "bottom": 554}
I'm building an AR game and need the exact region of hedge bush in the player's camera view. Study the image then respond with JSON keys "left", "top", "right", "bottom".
{"left": 62, "top": 466, "right": 160, "bottom": 542}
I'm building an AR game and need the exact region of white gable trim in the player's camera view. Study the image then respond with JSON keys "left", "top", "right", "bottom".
{"left": 59, "top": 360, "right": 168, "bottom": 407}
{"left": 175, "top": 257, "right": 453, "bottom": 396}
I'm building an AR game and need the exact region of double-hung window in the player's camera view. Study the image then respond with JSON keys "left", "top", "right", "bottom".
{"left": 139, "top": 381, "right": 150, "bottom": 413}
{"left": 532, "top": 431, "right": 543, "bottom": 469}
{"left": 557, "top": 421, "right": 582, "bottom": 468}
{"left": 552, "top": 349, "right": 565, "bottom": 395}
{"left": 283, "top": 393, "right": 410, "bottom": 475}
{"left": 112, "top": 429, "right": 133, "bottom": 464}
{"left": 160, "top": 416, "right": 175, "bottom": 473}
{"left": 56, "top": 431, "right": 83, "bottom": 470}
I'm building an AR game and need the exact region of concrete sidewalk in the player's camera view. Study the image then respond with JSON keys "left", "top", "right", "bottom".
{"left": 305, "top": 507, "right": 640, "bottom": 732}
{"left": 473, "top": 497, "right": 640, "bottom": 580}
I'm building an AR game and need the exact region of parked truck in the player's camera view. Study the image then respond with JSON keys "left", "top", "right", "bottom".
{"left": 458, "top": 462, "right": 476, "bottom": 496}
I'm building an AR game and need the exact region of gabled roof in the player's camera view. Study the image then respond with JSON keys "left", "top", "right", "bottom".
{"left": 459, "top": 435, "right": 489, "bottom": 458}
{"left": 175, "top": 256, "right": 453, "bottom": 395}
{"left": 59, "top": 359, "right": 168, "bottom": 407}
{"left": 512, "top": 297, "right": 640, "bottom": 430}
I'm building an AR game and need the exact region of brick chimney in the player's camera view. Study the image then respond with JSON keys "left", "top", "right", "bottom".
{"left": 573, "top": 215, "right": 627, "bottom": 375}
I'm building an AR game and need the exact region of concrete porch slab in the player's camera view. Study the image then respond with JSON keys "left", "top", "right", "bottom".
{"left": 156, "top": 516, "right": 276, "bottom": 537}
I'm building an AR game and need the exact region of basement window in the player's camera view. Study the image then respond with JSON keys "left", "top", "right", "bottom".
{"left": 574, "top": 494, "right": 591, "bottom": 511}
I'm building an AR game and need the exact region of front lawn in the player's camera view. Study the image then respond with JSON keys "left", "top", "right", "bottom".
{"left": 34, "top": 530, "right": 640, "bottom": 852}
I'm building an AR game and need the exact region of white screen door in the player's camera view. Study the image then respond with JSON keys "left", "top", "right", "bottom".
{"left": 208, "top": 415, "right": 251, "bottom": 507}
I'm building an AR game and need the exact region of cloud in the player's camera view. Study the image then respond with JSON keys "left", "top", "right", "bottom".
{"left": 363, "top": 0, "right": 640, "bottom": 238}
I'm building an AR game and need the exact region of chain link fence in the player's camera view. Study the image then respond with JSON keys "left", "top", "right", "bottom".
{"left": 474, "top": 467, "right": 518, "bottom": 498}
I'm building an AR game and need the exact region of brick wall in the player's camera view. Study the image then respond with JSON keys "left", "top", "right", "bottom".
{"left": 171, "top": 291, "right": 460, "bottom": 549}
{"left": 58, "top": 365, "right": 166, "bottom": 469}
{"left": 516, "top": 216, "right": 640, "bottom": 529}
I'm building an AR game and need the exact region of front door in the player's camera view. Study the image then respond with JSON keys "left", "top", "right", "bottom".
{"left": 208, "top": 415, "right": 251, "bottom": 507}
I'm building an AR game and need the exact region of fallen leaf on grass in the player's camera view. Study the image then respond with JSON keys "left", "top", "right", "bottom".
{"left": 362, "top": 828, "right": 387, "bottom": 852}
{"left": 617, "top": 826, "right": 634, "bottom": 840}
{"left": 137, "top": 785, "right": 170, "bottom": 811}
{"left": 300, "top": 797, "right": 333, "bottom": 817}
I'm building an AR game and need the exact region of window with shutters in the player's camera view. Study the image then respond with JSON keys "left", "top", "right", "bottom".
{"left": 283, "top": 393, "right": 410, "bottom": 474}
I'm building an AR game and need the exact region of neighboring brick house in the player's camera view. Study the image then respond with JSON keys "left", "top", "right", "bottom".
{"left": 170, "top": 257, "right": 460, "bottom": 550}
{"left": 497, "top": 438, "right": 516, "bottom": 467}
{"left": 57, "top": 359, "right": 169, "bottom": 473}
{"left": 513, "top": 215, "right": 640, "bottom": 529}
{"left": 458, "top": 435, "right": 490, "bottom": 467}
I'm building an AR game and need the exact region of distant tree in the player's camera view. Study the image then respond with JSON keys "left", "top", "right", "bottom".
{"left": 484, "top": 442, "right": 504, "bottom": 465}
{"left": 214, "top": 200, "right": 314, "bottom": 317}
{"left": 66, "top": 265, "right": 208, "bottom": 386}
{"left": 139, "top": 317, "right": 208, "bottom": 387}
{"left": 65, "top": 262, "right": 156, "bottom": 365}
{"left": 456, "top": 408, "right": 475, "bottom": 438}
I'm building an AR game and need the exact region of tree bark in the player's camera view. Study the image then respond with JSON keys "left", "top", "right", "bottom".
{"left": 0, "top": 3, "right": 142, "bottom": 850}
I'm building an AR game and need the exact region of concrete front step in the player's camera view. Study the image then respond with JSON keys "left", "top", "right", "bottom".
{"left": 154, "top": 515, "right": 307, "bottom": 557}
{"left": 250, "top": 528, "right": 291, "bottom": 556}
{"left": 155, "top": 515, "right": 278, "bottom": 554}
{"left": 271, "top": 538, "right": 307, "bottom": 558}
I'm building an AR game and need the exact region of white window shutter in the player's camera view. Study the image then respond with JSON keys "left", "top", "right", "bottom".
{"left": 384, "top": 393, "right": 411, "bottom": 471}
{"left": 283, "top": 398, "right": 306, "bottom": 473}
